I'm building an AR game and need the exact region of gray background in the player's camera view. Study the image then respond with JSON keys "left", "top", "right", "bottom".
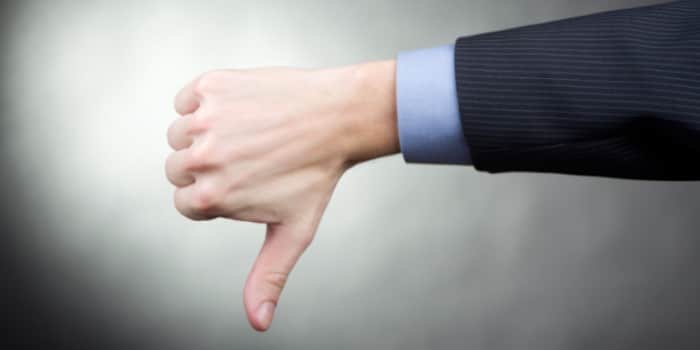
{"left": 3, "top": 0, "right": 700, "bottom": 349}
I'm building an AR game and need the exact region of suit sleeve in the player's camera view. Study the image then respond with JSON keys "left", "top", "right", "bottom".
{"left": 455, "top": 0, "right": 700, "bottom": 180}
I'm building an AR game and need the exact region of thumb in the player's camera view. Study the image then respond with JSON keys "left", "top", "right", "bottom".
{"left": 243, "top": 220, "right": 315, "bottom": 332}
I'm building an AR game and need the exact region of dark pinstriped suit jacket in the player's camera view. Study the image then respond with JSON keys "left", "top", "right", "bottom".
{"left": 455, "top": 0, "right": 700, "bottom": 180}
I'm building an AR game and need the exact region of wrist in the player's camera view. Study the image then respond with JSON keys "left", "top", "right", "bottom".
{"left": 322, "top": 60, "right": 399, "bottom": 167}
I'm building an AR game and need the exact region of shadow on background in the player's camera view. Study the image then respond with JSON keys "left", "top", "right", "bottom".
{"left": 0, "top": 1, "right": 180, "bottom": 348}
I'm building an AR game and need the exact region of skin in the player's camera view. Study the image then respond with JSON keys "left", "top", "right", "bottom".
{"left": 166, "top": 60, "right": 399, "bottom": 331}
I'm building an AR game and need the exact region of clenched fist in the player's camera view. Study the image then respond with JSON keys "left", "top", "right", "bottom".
{"left": 166, "top": 61, "right": 398, "bottom": 331}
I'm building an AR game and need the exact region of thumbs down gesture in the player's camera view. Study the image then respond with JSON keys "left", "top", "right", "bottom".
{"left": 166, "top": 61, "right": 398, "bottom": 331}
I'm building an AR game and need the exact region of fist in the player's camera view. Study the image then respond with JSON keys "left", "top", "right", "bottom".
{"left": 166, "top": 68, "right": 352, "bottom": 331}
{"left": 165, "top": 61, "right": 398, "bottom": 331}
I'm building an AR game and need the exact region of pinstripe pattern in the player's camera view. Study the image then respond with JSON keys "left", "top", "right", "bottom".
{"left": 455, "top": 0, "right": 700, "bottom": 180}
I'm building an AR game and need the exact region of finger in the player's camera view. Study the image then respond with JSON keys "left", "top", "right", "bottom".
{"left": 167, "top": 113, "right": 195, "bottom": 150}
{"left": 173, "top": 181, "right": 220, "bottom": 221}
{"left": 244, "top": 221, "right": 316, "bottom": 332}
{"left": 165, "top": 149, "right": 195, "bottom": 187}
{"left": 174, "top": 77, "right": 202, "bottom": 116}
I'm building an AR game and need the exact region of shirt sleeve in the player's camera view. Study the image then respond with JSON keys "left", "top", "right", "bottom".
{"left": 396, "top": 44, "right": 472, "bottom": 165}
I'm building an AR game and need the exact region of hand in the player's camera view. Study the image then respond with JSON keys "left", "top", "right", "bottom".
{"left": 166, "top": 61, "right": 398, "bottom": 331}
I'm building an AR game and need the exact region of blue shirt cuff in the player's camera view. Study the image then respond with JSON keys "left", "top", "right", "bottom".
{"left": 396, "top": 45, "right": 472, "bottom": 165}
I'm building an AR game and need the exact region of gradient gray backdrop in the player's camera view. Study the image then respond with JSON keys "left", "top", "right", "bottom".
{"left": 3, "top": 0, "right": 700, "bottom": 349}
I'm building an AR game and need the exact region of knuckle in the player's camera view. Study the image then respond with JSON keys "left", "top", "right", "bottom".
{"left": 192, "top": 108, "right": 213, "bottom": 120}
{"left": 191, "top": 184, "right": 221, "bottom": 213}
{"left": 188, "top": 114, "right": 211, "bottom": 134}
{"left": 193, "top": 70, "right": 228, "bottom": 96}
{"left": 185, "top": 144, "right": 214, "bottom": 170}
{"left": 294, "top": 233, "right": 314, "bottom": 249}
{"left": 191, "top": 77, "right": 209, "bottom": 97}
{"left": 184, "top": 153, "right": 204, "bottom": 171}
{"left": 263, "top": 272, "right": 288, "bottom": 291}
{"left": 287, "top": 225, "right": 315, "bottom": 248}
